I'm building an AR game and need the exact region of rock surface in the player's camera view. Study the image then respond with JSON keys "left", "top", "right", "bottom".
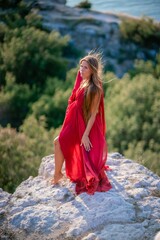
{"left": 0, "top": 153, "right": 160, "bottom": 240}
{"left": 1, "top": 0, "right": 158, "bottom": 76}
{"left": 23, "top": 0, "right": 158, "bottom": 77}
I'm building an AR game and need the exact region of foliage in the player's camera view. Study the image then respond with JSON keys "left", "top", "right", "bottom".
{"left": 0, "top": 27, "right": 69, "bottom": 87}
{"left": 0, "top": 23, "right": 9, "bottom": 42}
{"left": 0, "top": 116, "right": 55, "bottom": 193}
{"left": 0, "top": 126, "right": 36, "bottom": 193}
{"left": 31, "top": 90, "right": 70, "bottom": 129}
{"left": 129, "top": 53, "right": 160, "bottom": 79}
{"left": 0, "top": 2, "right": 71, "bottom": 129}
{"left": 25, "top": 12, "right": 43, "bottom": 29}
{"left": 0, "top": 73, "right": 38, "bottom": 128}
{"left": 120, "top": 16, "right": 160, "bottom": 48}
{"left": 20, "top": 115, "right": 54, "bottom": 157}
{"left": 76, "top": 0, "right": 92, "bottom": 9}
{"left": 0, "top": 1, "right": 38, "bottom": 29}
{"left": 105, "top": 72, "right": 160, "bottom": 175}
{"left": 124, "top": 141, "right": 160, "bottom": 176}
{"left": 31, "top": 69, "right": 78, "bottom": 129}
{"left": 0, "top": 0, "right": 22, "bottom": 8}
{"left": 102, "top": 71, "right": 118, "bottom": 94}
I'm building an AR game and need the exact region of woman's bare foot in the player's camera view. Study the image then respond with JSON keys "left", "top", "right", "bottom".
{"left": 51, "top": 172, "right": 63, "bottom": 185}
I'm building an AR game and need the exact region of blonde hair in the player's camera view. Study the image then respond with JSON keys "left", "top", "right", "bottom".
{"left": 80, "top": 52, "right": 104, "bottom": 123}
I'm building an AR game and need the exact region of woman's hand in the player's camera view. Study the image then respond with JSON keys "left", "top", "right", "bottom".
{"left": 81, "top": 134, "right": 92, "bottom": 151}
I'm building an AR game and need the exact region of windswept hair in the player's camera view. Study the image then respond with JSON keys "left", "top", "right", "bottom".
{"left": 80, "top": 52, "right": 104, "bottom": 123}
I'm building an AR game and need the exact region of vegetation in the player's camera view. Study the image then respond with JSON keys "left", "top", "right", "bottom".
{"left": 105, "top": 57, "right": 160, "bottom": 176}
{"left": 0, "top": 1, "right": 70, "bottom": 128}
{"left": 0, "top": 0, "right": 74, "bottom": 192}
{"left": 0, "top": 27, "right": 69, "bottom": 86}
{"left": 129, "top": 54, "right": 160, "bottom": 79}
{"left": 75, "top": 0, "right": 92, "bottom": 10}
{"left": 31, "top": 76, "right": 74, "bottom": 128}
{"left": 120, "top": 16, "right": 160, "bottom": 48}
{"left": 0, "top": 116, "right": 55, "bottom": 193}
{"left": 0, "top": 0, "right": 22, "bottom": 8}
{"left": 0, "top": 1, "right": 159, "bottom": 193}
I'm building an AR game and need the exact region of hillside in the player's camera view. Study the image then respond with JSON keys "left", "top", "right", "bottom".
{"left": 22, "top": 0, "right": 159, "bottom": 76}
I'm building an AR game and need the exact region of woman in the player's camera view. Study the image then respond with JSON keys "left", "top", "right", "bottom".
{"left": 51, "top": 53, "right": 112, "bottom": 195}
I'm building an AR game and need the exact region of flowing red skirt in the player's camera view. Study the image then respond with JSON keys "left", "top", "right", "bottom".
{"left": 59, "top": 71, "right": 112, "bottom": 195}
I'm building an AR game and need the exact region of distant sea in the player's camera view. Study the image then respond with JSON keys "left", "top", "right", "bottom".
{"left": 67, "top": 0, "right": 160, "bottom": 22}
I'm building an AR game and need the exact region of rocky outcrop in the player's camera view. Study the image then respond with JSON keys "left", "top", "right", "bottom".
{"left": 0, "top": 153, "right": 160, "bottom": 240}
{"left": 1, "top": 0, "right": 158, "bottom": 76}
{"left": 22, "top": 0, "right": 157, "bottom": 77}
{"left": 25, "top": 0, "right": 67, "bottom": 6}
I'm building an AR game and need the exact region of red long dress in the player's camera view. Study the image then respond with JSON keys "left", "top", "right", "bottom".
{"left": 59, "top": 71, "right": 112, "bottom": 195}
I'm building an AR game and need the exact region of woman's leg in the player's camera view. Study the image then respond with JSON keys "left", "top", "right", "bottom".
{"left": 51, "top": 136, "right": 64, "bottom": 184}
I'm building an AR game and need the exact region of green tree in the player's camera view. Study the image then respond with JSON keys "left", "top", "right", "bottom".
{"left": 0, "top": 72, "right": 37, "bottom": 128}
{"left": 0, "top": 0, "right": 22, "bottom": 8}
{"left": 0, "top": 23, "right": 9, "bottom": 43}
{"left": 76, "top": 0, "right": 92, "bottom": 9}
{"left": 0, "top": 1, "right": 41, "bottom": 30}
{"left": 30, "top": 68, "right": 78, "bottom": 129}
{"left": 0, "top": 126, "right": 36, "bottom": 193}
{"left": 0, "top": 116, "right": 55, "bottom": 193}
{"left": 31, "top": 77, "right": 72, "bottom": 128}
{"left": 129, "top": 53, "right": 160, "bottom": 79}
{"left": 120, "top": 16, "right": 160, "bottom": 48}
{"left": 105, "top": 73, "right": 160, "bottom": 175}
{"left": 0, "top": 27, "right": 69, "bottom": 87}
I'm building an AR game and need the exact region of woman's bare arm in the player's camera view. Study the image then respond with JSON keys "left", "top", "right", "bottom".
{"left": 81, "top": 93, "right": 101, "bottom": 151}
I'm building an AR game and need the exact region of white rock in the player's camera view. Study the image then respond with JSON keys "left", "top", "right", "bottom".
{"left": 0, "top": 153, "right": 159, "bottom": 240}
{"left": 127, "top": 188, "right": 150, "bottom": 200}
{"left": 155, "top": 232, "right": 160, "bottom": 240}
{"left": 93, "top": 223, "right": 147, "bottom": 240}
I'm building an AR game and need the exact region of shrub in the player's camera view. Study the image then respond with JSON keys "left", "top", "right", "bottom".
{"left": 31, "top": 77, "right": 73, "bottom": 129}
{"left": 0, "top": 1, "right": 34, "bottom": 28}
{"left": 105, "top": 72, "right": 160, "bottom": 175}
{"left": 0, "top": 23, "right": 8, "bottom": 43}
{"left": 0, "top": 27, "right": 69, "bottom": 87}
{"left": 30, "top": 68, "right": 79, "bottom": 129}
{"left": 76, "top": 0, "right": 92, "bottom": 10}
{"left": 0, "top": 126, "right": 37, "bottom": 193}
{"left": 0, "top": 115, "right": 56, "bottom": 193}
{"left": 0, "top": 0, "right": 22, "bottom": 8}
{"left": 120, "top": 16, "right": 160, "bottom": 48}
{"left": 129, "top": 53, "right": 160, "bottom": 79}
{"left": 0, "top": 73, "right": 37, "bottom": 128}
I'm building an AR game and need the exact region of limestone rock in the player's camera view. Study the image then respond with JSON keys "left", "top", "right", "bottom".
{"left": 24, "top": 0, "right": 67, "bottom": 7}
{"left": 26, "top": 0, "right": 158, "bottom": 77}
{"left": 0, "top": 153, "right": 160, "bottom": 239}
{"left": 1, "top": 0, "right": 158, "bottom": 76}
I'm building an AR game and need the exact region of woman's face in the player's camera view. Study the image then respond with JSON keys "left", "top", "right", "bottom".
{"left": 80, "top": 60, "right": 92, "bottom": 80}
